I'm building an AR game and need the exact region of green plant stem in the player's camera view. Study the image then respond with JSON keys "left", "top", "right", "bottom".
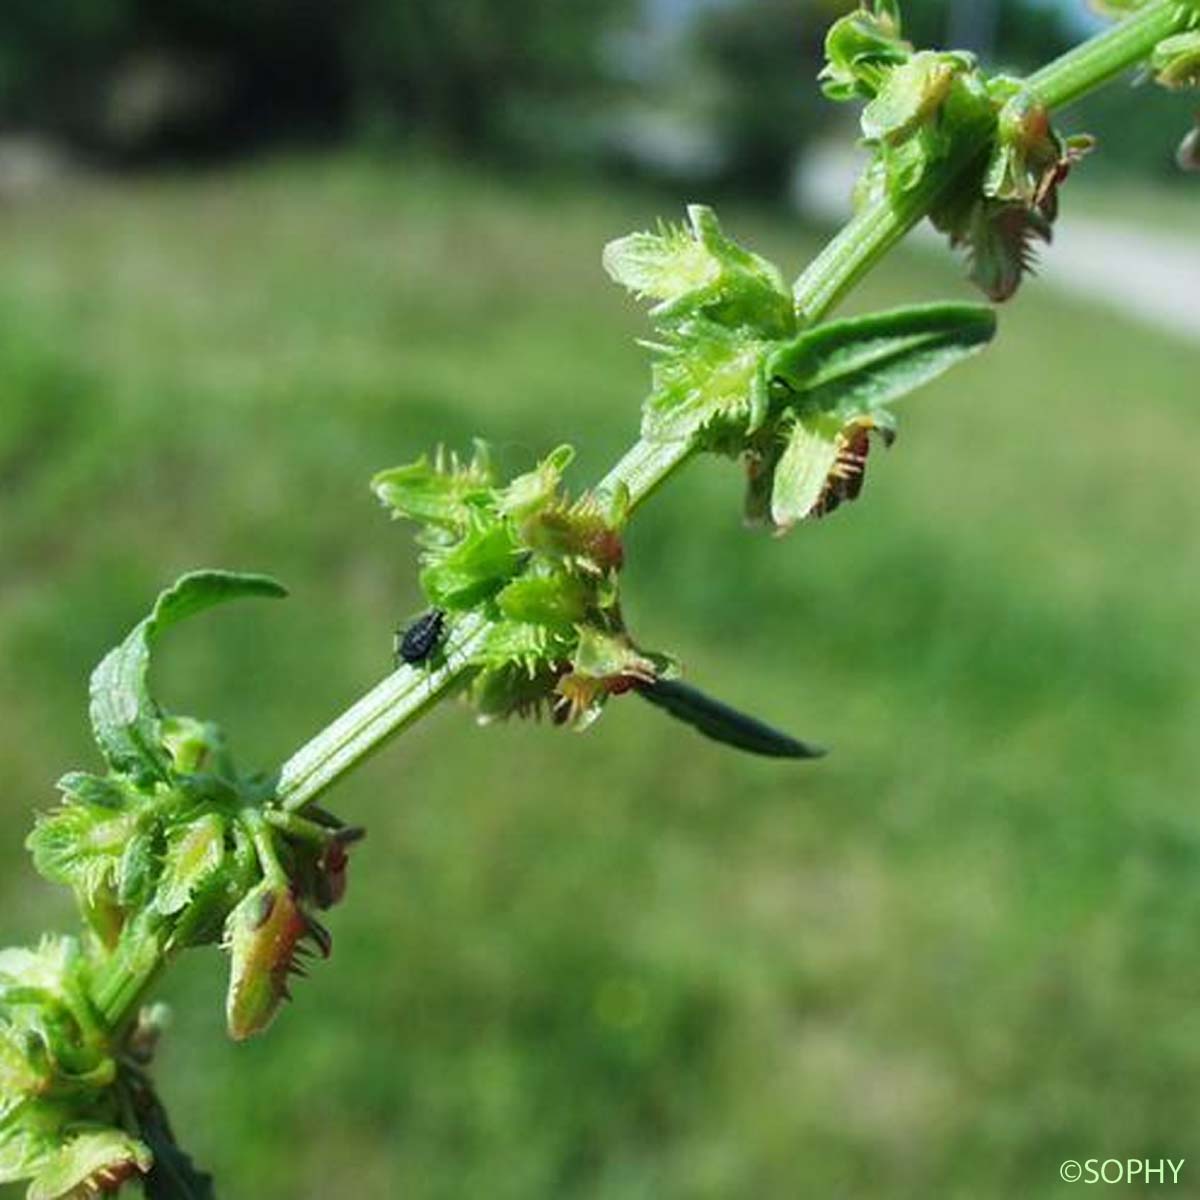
{"left": 1026, "top": 0, "right": 1187, "bottom": 110}
{"left": 277, "top": 614, "right": 490, "bottom": 811}
{"left": 268, "top": 0, "right": 1192, "bottom": 820}
{"left": 91, "top": 919, "right": 168, "bottom": 1031}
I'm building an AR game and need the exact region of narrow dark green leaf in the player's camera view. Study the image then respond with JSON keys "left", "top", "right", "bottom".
{"left": 767, "top": 302, "right": 996, "bottom": 419}
{"left": 128, "top": 1072, "right": 216, "bottom": 1200}
{"left": 637, "top": 679, "right": 825, "bottom": 760}
{"left": 88, "top": 571, "right": 287, "bottom": 784}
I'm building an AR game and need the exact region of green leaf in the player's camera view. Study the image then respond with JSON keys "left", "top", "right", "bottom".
{"left": 767, "top": 302, "right": 996, "bottom": 421}
{"left": 89, "top": 571, "right": 287, "bottom": 785}
{"left": 128, "top": 1073, "right": 216, "bottom": 1200}
{"left": 637, "top": 679, "right": 825, "bottom": 760}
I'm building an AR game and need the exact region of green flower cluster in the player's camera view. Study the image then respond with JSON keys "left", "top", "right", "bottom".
{"left": 0, "top": 938, "right": 152, "bottom": 1200}
{"left": 820, "top": 0, "right": 1104, "bottom": 300}
{"left": 3, "top": 573, "right": 359, "bottom": 1197}
{"left": 604, "top": 204, "right": 995, "bottom": 532}
{"left": 373, "top": 444, "right": 674, "bottom": 728}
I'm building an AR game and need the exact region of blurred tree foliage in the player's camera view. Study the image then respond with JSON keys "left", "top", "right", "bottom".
{"left": 347, "top": 0, "right": 633, "bottom": 155}
{"left": 0, "top": 0, "right": 630, "bottom": 159}
{"left": 0, "top": 0, "right": 1189, "bottom": 178}
{"left": 680, "top": 0, "right": 834, "bottom": 192}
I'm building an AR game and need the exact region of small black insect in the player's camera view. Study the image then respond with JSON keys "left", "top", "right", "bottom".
{"left": 394, "top": 608, "right": 446, "bottom": 666}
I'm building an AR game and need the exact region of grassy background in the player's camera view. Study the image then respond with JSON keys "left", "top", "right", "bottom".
{"left": 1, "top": 156, "right": 1198, "bottom": 1198}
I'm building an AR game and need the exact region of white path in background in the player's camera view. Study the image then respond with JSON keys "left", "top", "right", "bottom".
{"left": 795, "top": 144, "right": 1200, "bottom": 342}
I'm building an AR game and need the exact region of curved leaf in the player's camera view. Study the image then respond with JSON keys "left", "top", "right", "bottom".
{"left": 767, "top": 302, "right": 995, "bottom": 419}
{"left": 89, "top": 571, "right": 287, "bottom": 785}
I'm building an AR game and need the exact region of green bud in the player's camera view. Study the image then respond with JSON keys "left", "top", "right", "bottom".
{"left": 116, "top": 830, "right": 158, "bottom": 910}
{"left": 770, "top": 414, "right": 852, "bottom": 530}
{"left": 1152, "top": 30, "right": 1200, "bottom": 88}
{"left": 820, "top": 1, "right": 910, "bottom": 102}
{"left": 517, "top": 497, "right": 624, "bottom": 575}
{"left": 0, "top": 1021, "right": 50, "bottom": 1103}
{"left": 224, "top": 882, "right": 323, "bottom": 1041}
{"left": 496, "top": 445, "right": 575, "bottom": 520}
{"left": 556, "top": 629, "right": 674, "bottom": 728}
{"left": 27, "top": 805, "right": 135, "bottom": 919}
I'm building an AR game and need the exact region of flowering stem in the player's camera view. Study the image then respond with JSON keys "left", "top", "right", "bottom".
{"left": 274, "top": 0, "right": 1191, "bottom": 814}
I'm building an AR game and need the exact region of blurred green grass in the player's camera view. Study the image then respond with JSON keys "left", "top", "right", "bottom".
{"left": 1, "top": 156, "right": 1198, "bottom": 1199}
